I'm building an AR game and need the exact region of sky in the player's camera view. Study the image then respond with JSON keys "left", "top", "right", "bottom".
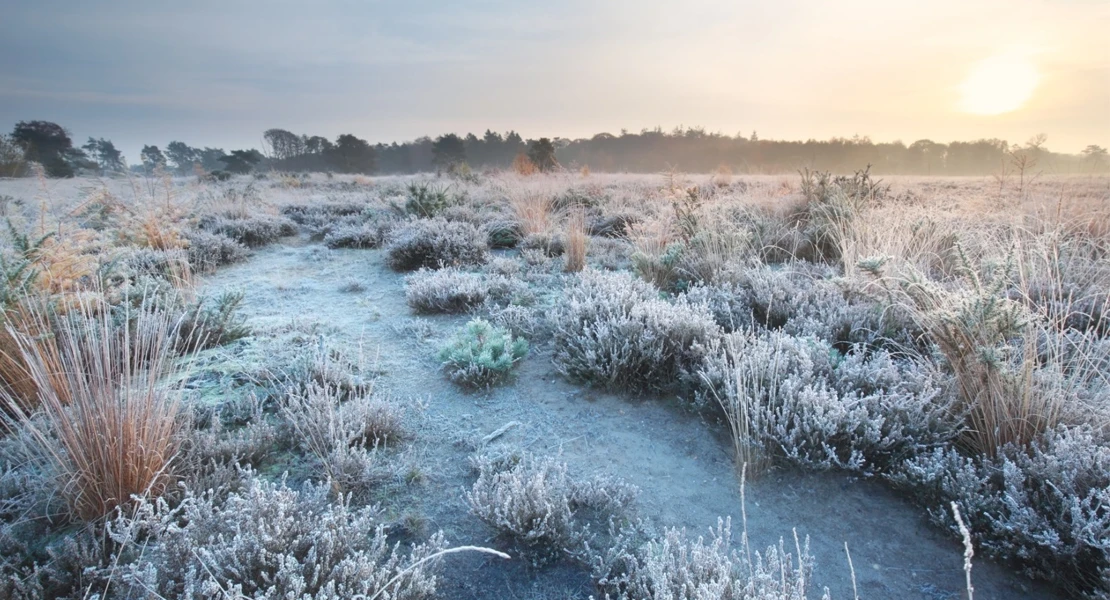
{"left": 1, "top": 0, "right": 1107, "bottom": 161}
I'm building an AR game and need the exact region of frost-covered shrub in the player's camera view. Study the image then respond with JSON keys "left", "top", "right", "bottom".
{"left": 385, "top": 217, "right": 488, "bottom": 271}
{"left": 438, "top": 319, "right": 528, "bottom": 388}
{"left": 588, "top": 237, "right": 633, "bottom": 271}
{"left": 280, "top": 384, "right": 405, "bottom": 493}
{"left": 188, "top": 412, "right": 277, "bottom": 470}
{"left": 592, "top": 517, "right": 824, "bottom": 600}
{"left": 123, "top": 476, "right": 448, "bottom": 600}
{"left": 889, "top": 426, "right": 1110, "bottom": 597}
{"left": 484, "top": 220, "right": 523, "bottom": 249}
{"left": 281, "top": 200, "right": 367, "bottom": 224}
{"left": 588, "top": 213, "right": 638, "bottom": 238}
{"left": 198, "top": 213, "right": 297, "bottom": 247}
{"left": 324, "top": 221, "right": 390, "bottom": 249}
{"left": 121, "top": 247, "right": 191, "bottom": 282}
{"left": 521, "top": 232, "right": 565, "bottom": 257}
{"left": 485, "top": 303, "right": 546, "bottom": 340}
{"left": 684, "top": 280, "right": 756, "bottom": 333}
{"left": 552, "top": 270, "right": 720, "bottom": 393}
{"left": 398, "top": 182, "right": 451, "bottom": 217}
{"left": 685, "top": 265, "right": 916, "bottom": 349}
{"left": 404, "top": 268, "right": 527, "bottom": 314}
{"left": 174, "top": 291, "right": 250, "bottom": 353}
{"left": 468, "top": 453, "right": 636, "bottom": 566}
{"left": 184, "top": 229, "right": 249, "bottom": 273}
{"left": 697, "top": 331, "right": 960, "bottom": 472}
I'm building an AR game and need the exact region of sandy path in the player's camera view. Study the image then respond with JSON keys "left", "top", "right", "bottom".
{"left": 199, "top": 241, "right": 1063, "bottom": 600}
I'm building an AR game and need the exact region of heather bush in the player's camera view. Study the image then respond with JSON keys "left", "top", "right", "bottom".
{"left": 198, "top": 212, "right": 297, "bottom": 247}
{"left": 385, "top": 217, "right": 488, "bottom": 271}
{"left": 184, "top": 229, "right": 249, "bottom": 273}
{"left": 280, "top": 383, "right": 404, "bottom": 494}
{"left": 484, "top": 303, "right": 546, "bottom": 340}
{"left": 404, "top": 268, "right": 528, "bottom": 314}
{"left": 899, "top": 264, "right": 1070, "bottom": 456}
{"left": 187, "top": 407, "right": 278, "bottom": 469}
{"left": 120, "top": 246, "right": 192, "bottom": 284}
{"left": 468, "top": 452, "right": 636, "bottom": 566}
{"left": 685, "top": 264, "right": 917, "bottom": 350}
{"left": 890, "top": 426, "right": 1110, "bottom": 597}
{"left": 587, "top": 213, "right": 638, "bottom": 238}
{"left": 697, "top": 331, "right": 960, "bottom": 473}
{"left": 281, "top": 200, "right": 367, "bottom": 224}
{"left": 552, "top": 270, "right": 720, "bottom": 393}
{"left": 122, "top": 476, "right": 448, "bottom": 600}
{"left": 592, "top": 517, "right": 825, "bottom": 600}
{"left": 324, "top": 221, "right": 391, "bottom": 249}
{"left": 263, "top": 338, "right": 373, "bottom": 402}
{"left": 521, "top": 231, "right": 566, "bottom": 257}
{"left": 438, "top": 318, "right": 528, "bottom": 389}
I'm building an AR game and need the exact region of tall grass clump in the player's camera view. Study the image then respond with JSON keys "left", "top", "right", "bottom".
{"left": 895, "top": 254, "right": 1076, "bottom": 457}
{"left": 508, "top": 189, "right": 552, "bottom": 236}
{"left": 1, "top": 297, "right": 185, "bottom": 521}
{"left": 565, "top": 209, "right": 588, "bottom": 272}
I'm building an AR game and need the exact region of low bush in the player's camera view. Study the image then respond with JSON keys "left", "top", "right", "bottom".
{"left": 592, "top": 517, "right": 821, "bottom": 600}
{"left": 385, "top": 218, "right": 488, "bottom": 271}
{"left": 484, "top": 220, "right": 524, "bottom": 249}
{"left": 324, "top": 221, "right": 390, "bottom": 249}
{"left": 552, "top": 270, "right": 720, "bottom": 393}
{"left": 123, "top": 476, "right": 448, "bottom": 600}
{"left": 889, "top": 426, "right": 1110, "bottom": 597}
{"left": 587, "top": 213, "right": 638, "bottom": 238}
{"left": 280, "top": 383, "right": 405, "bottom": 494}
{"left": 397, "top": 182, "right": 452, "bottom": 217}
{"left": 281, "top": 200, "right": 367, "bottom": 224}
{"left": 438, "top": 319, "right": 528, "bottom": 389}
{"left": 120, "top": 247, "right": 192, "bottom": 285}
{"left": 521, "top": 232, "right": 566, "bottom": 257}
{"left": 468, "top": 452, "right": 636, "bottom": 566}
{"left": 184, "top": 229, "right": 250, "bottom": 273}
{"left": 697, "top": 331, "right": 960, "bottom": 473}
{"left": 198, "top": 213, "right": 297, "bottom": 248}
{"left": 404, "top": 268, "right": 527, "bottom": 314}
{"left": 484, "top": 303, "right": 546, "bottom": 340}
{"left": 174, "top": 291, "right": 251, "bottom": 353}
{"left": 684, "top": 264, "right": 918, "bottom": 351}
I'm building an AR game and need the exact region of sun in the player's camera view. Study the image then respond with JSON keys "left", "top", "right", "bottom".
{"left": 959, "top": 54, "right": 1040, "bottom": 116}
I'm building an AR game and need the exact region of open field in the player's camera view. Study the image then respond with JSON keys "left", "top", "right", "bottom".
{"left": 0, "top": 170, "right": 1107, "bottom": 599}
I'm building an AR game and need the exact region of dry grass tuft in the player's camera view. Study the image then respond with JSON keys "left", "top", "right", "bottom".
{"left": 2, "top": 296, "right": 185, "bottom": 521}
{"left": 508, "top": 189, "right": 552, "bottom": 236}
{"left": 564, "top": 209, "right": 588, "bottom": 272}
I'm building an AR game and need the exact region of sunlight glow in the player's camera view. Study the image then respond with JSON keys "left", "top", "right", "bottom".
{"left": 959, "top": 54, "right": 1040, "bottom": 116}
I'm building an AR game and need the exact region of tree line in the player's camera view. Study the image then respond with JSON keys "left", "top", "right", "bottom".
{"left": 1, "top": 120, "right": 1106, "bottom": 178}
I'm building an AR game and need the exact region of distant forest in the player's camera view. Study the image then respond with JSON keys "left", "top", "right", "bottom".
{"left": 2, "top": 120, "right": 1107, "bottom": 178}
